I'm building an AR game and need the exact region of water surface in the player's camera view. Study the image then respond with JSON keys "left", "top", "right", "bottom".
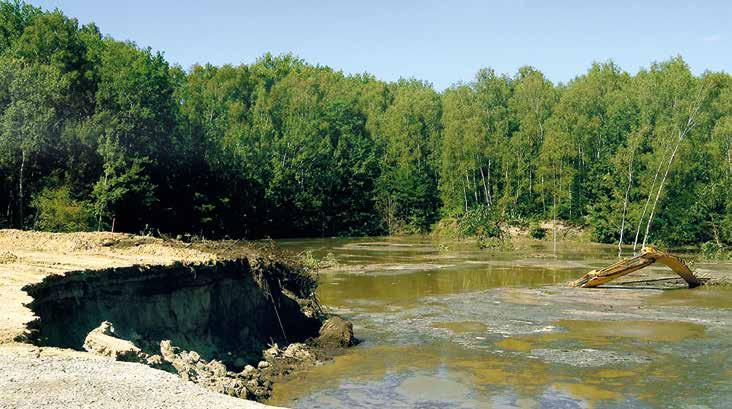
{"left": 270, "top": 237, "right": 732, "bottom": 408}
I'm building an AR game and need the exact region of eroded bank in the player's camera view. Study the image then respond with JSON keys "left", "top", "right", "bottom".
{"left": 0, "top": 230, "right": 354, "bottom": 405}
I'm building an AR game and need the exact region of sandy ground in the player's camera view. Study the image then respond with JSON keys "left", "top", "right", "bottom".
{"left": 0, "top": 230, "right": 280, "bottom": 409}
{"left": 0, "top": 345, "right": 279, "bottom": 409}
{"left": 0, "top": 229, "right": 217, "bottom": 344}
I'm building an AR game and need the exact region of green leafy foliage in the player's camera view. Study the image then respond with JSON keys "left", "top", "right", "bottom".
{"left": 457, "top": 205, "right": 501, "bottom": 238}
{"left": 0, "top": 1, "right": 730, "bottom": 249}
{"left": 529, "top": 223, "right": 547, "bottom": 239}
{"left": 701, "top": 241, "right": 726, "bottom": 259}
{"left": 32, "top": 185, "right": 93, "bottom": 232}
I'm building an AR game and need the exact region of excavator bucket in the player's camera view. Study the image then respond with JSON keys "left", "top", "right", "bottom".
{"left": 570, "top": 246, "right": 702, "bottom": 288}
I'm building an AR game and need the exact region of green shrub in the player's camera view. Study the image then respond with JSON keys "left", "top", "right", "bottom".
{"left": 529, "top": 223, "right": 547, "bottom": 239}
{"left": 297, "top": 250, "right": 339, "bottom": 270}
{"left": 701, "top": 241, "right": 726, "bottom": 259}
{"left": 298, "top": 250, "right": 320, "bottom": 270}
{"left": 431, "top": 217, "right": 460, "bottom": 239}
{"left": 434, "top": 207, "right": 510, "bottom": 249}
{"left": 586, "top": 202, "right": 617, "bottom": 244}
{"left": 458, "top": 205, "right": 501, "bottom": 238}
{"left": 457, "top": 205, "right": 512, "bottom": 249}
{"left": 32, "top": 186, "right": 94, "bottom": 232}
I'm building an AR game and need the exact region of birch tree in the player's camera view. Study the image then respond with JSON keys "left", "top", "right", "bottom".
{"left": 0, "top": 59, "right": 64, "bottom": 227}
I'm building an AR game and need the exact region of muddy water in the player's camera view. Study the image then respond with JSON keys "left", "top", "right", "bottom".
{"left": 270, "top": 237, "right": 732, "bottom": 408}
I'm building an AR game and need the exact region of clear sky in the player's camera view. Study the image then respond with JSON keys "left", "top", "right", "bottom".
{"left": 30, "top": 0, "right": 732, "bottom": 90}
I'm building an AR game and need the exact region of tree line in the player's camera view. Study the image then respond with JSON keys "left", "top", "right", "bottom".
{"left": 0, "top": 1, "right": 730, "bottom": 246}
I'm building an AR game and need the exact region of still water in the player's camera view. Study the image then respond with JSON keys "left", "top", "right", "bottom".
{"left": 270, "top": 237, "right": 732, "bottom": 409}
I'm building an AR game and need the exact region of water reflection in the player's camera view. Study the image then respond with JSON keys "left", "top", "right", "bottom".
{"left": 319, "top": 266, "right": 578, "bottom": 311}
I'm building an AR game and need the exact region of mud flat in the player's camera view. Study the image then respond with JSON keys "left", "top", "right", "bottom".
{"left": 0, "top": 230, "right": 352, "bottom": 409}
{"left": 269, "top": 237, "right": 732, "bottom": 408}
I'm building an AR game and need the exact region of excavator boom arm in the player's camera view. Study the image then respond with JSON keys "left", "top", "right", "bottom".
{"left": 570, "top": 246, "right": 702, "bottom": 288}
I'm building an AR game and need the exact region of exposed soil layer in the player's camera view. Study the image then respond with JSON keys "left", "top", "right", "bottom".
{"left": 0, "top": 229, "right": 349, "bottom": 408}
{"left": 22, "top": 259, "right": 320, "bottom": 364}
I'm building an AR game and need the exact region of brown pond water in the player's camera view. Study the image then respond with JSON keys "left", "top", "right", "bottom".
{"left": 270, "top": 237, "right": 732, "bottom": 408}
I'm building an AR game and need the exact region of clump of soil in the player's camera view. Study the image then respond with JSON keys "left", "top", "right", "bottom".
{"left": 317, "top": 316, "right": 355, "bottom": 348}
{"left": 82, "top": 319, "right": 355, "bottom": 402}
{"left": 0, "top": 251, "right": 18, "bottom": 264}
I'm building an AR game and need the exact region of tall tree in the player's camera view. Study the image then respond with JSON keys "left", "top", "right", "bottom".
{"left": 0, "top": 58, "right": 65, "bottom": 226}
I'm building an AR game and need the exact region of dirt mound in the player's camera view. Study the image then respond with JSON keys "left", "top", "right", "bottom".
{"left": 317, "top": 316, "right": 355, "bottom": 348}
{"left": 0, "top": 229, "right": 215, "bottom": 264}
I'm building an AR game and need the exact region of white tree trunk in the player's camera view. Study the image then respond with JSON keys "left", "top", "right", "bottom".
{"left": 618, "top": 168, "right": 633, "bottom": 257}
{"left": 619, "top": 140, "right": 639, "bottom": 256}
{"left": 472, "top": 171, "right": 479, "bottom": 203}
{"left": 642, "top": 101, "right": 702, "bottom": 248}
{"left": 487, "top": 159, "right": 492, "bottom": 205}
{"left": 19, "top": 149, "right": 25, "bottom": 228}
{"left": 479, "top": 166, "right": 489, "bottom": 205}
{"left": 642, "top": 142, "right": 680, "bottom": 248}
{"left": 97, "top": 172, "right": 108, "bottom": 231}
{"left": 552, "top": 194, "right": 557, "bottom": 255}
{"left": 633, "top": 151, "right": 666, "bottom": 252}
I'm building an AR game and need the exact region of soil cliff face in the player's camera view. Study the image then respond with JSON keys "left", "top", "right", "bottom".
{"left": 23, "top": 259, "right": 321, "bottom": 365}
{"left": 0, "top": 230, "right": 353, "bottom": 406}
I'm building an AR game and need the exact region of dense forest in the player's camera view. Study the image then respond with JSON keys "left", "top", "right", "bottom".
{"left": 0, "top": 1, "right": 730, "bottom": 247}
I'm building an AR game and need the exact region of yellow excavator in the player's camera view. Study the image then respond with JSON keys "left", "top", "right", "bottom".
{"left": 570, "top": 245, "right": 703, "bottom": 288}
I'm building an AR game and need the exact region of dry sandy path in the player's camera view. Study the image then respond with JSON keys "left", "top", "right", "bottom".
{"left": 0, "top": 345, "right": 279, "bottom": 409}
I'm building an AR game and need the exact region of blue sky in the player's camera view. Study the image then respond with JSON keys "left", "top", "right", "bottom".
{"left": 31, "top": 0, "right": 731, "bottom": 90}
